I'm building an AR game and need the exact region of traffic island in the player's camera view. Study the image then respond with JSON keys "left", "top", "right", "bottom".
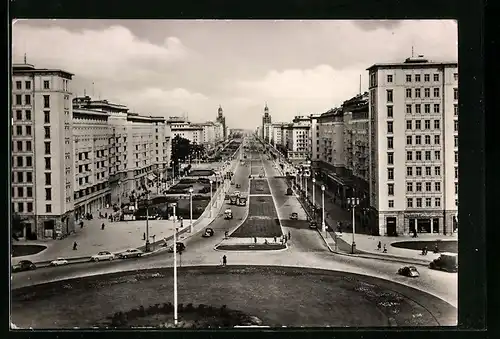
{"left": 11, "top": 266, "right": 456, "bottom": 328}
{"left": 12, "top": 245, "right": 47, "bottom": 257}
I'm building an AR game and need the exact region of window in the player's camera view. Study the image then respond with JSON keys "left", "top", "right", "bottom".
{"left": 388, "top": 200, "right": 394, "bottom": 208}
{"left": 17, "top": 156, "right": 23, "bottom": 167}
{"left": 425, "top": 197, "right": 432, "bottom": 207}
{"left": 18, "top": 203, "right": 24, "bottom": 213}
{"left": 434, "top": 120, "right": 440, "bottom": 129}
{"left": 25, "top": 110, "right": 31, "bottom": 120}
{"left": 16, "top": 81, "right": 22, "bottom": 89}
{"left": 43, "top": 95, "right": 50, "bottom": 108}
{"left": 25, "top": 95, "right": 31, "bottom": 105}
{"left": 43, "top": 80, "right": 50, "bottom": 89}
{"left": 415, "top": 74, "right": 421, "bottom": 82}
{"left": 406, "top": 151, "right": 413, "bottom": 161}
{"left": 426, "top": 166, "right": 432, "bottom": 176}
{"left": 27, "top": 187, "right": 32, "bottom": 197}
{"left": 388, "top": 168, "right": 394, "bottom": 180}
{"left": 424, "top": 74, "right": 430, "bottom": 82}
{"left": 426, "top": 182, "right": 432, "bottom": 191}
{"left": 433, "top": 88, "right": 440, "bottom": 97}
{"left": 406, "top": 136, "right": 412, "bottom": 145}
{"left": 26, "top": 126, "right": 32, "bottom": 136}
{"left": 387, "top": 137, "right": 393, "bottom": 149}
{"left": 424, "top": 104, "right": 431, "bottom": 113}
{"left": 406, "top": 88, "right": 412, "bottom": 98}
{"left": 406, "top": 120, "right": 412, "bottom": 130}
{"left": 454, "top": 136, "right": 458, "bottom": 148}
{"left": 388, "top": 184, "right": 394, "bottom": 196}
{"left": 387, "top": 121, "right": 393, "bottom": 133}
{"left": 16, "top": 140, "right": 22, "bottom": 152}
{"left": 424, "top": 88, "right": 430, "bottom": 97}
{"left": 387, "top": 74, "right": 393, "bottom": 83}
{"left": 46, "top": 204, "right": 52, "bottom": 213}
{"left": 406, "top": 74, "right": 412, "bottom": 82}
{"left": 433, "top": 135, "right": 440, "bottom": 145}
{"left": 25, "top": 81, "right": 31, "bottom": 90}
{"left": 45, "top": 173, "right": 51, "bottom": 185}
{"left": 432, "top": 104, "right": 440, "bottom": 114}
{"left": 26, "top": 172, "right": 32, "bottom": 182}
{"left": 16, "top": 110, "right": 22, "bottom": 120}
{"left": 44, "top": 111, "right": 50, "bottom": 123}
{"left": 435, "top": 182, "right": 441, "bottom": 192}
{"left": 406, "top": 104, "right": 412, "bottom": 114}
{"left": 454, "top": 120, "right": 459, "bottom": 132}
{"left": 454, "top": 88, "right": 458, "bottom": 100}
{"left": 415, "top": 120, "right": 421, "bottom": 129}
{"left": 45, "top": 157, "right": 51, "bottom": 170}
{"left": 455, "top": 167, "right": 458, "bottom": 179}
{"left": 407, "top": 182, "right": 413, "bottom": 192}
{"left": 455, "top": 151, "right": 459, "bottom": 163}
{"left": 435, "top": 198, "right": 441, "bottom": 207}
{"left": 416, "top": 151, "right": 422, "bottom": 160}
{"left": 387, "top": 152, "right": 394, "bottom": 165}
{"left": 415, "top": 104, "right": 421, "bottom": 113}
{"left": 416, "top": 166, "right": 422, "bottom": 176}
{"left": 44, "top": 142, "right": 51, "bottom": 154}
{"left": 416, "top": 198, "right": 422, "bottom": 207}
{"left": 425, "top": 151, "right": 431, "bottom": 160}
{"left": 27, "top": 202, "right": 33, "bottom": 212}
{"left": 15, "top": 94, "right": 22, "bottom": 105}
{"left": 425, "top": 135, "right": 431, "bottom": 144}
{"left": 26, "top": 156, "right": 32, "bottom": 167}
{"left": 435, "top": 150, "right": 441, "bottom": 160}
{"left": 45, "top": 188, "right": 52, "bottom": 200}
{"left": 454, "top": 104, "right": 458, "bottom": 116}
{"left": 415, "top": 88, "right": 421, "bottom": 98}
{"left": 415, "top": 135, "right": 422, "bottom": 145}
{"left": 416, "top": 182, "right": 422, "bottom": 191}
{"left": 44, "top": 127, "right": 51, "bottom": 139}
{"left": 386, "top": 89, "right": 393, "bottom": 103}
{"left": 17, "top": 187, "right": 23, "bottom": 197}
{"left": 406, "top": 166, "right": 413, "bottom": 176}
{"left": 387, "top": 106, "right": 393, "bottom": 118}
{"left": 424, "top": 120, "right": 431, "bottom": 129}
{"left": 407, "top": 198, "right": 413, "bottom": 208}
{"left": 17, "top": 172, "right": 23, "bottom": 183}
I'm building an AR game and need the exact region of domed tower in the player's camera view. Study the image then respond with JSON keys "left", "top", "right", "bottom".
{"left": 261, "top": 103, "right": 272, "bottom": 140}
{"left": 216, "top": 105, "right": 227, "bottom": 140}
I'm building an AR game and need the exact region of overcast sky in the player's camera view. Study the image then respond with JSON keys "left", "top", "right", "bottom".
{"left": 12, "top": 20, "right": 457, "bottom": 129}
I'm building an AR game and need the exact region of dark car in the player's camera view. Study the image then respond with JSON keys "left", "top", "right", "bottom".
{"left": 12, "top": 260, "right": 36, "bottom": 273}
{"left": 429, "top": 253, "right": 458, "bottom": 272}
{"left": 398, "top": 266, "right": 420, "bottom": 277}
{"left": 286, "top": 188, "right": 293, "bottom": 195}
{"left": 202, "top": 228, "right": 214, "bottom": 238}
{"left": 309, "top": 221, "right": 318, "bottom": 229}
{"left": 290, "top": 212, "right": 298, "bottom": 220}
{"left": 168, "top": 242, "right": 186, "bottom": 253}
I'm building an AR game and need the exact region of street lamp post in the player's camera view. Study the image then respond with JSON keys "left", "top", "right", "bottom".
{"left": 189, "top": 187, "right": 194, "bottom": 233}
{"left": 145, "top": 191, "right": 150, "bottom": 252}
{"left": 347, "top": 196, "right": 360, "bottom": 254}
{"left": 305, "top": 173, "right": 308, "bottom": 201}
{"left": 209, "top": 180, "right": 213, "bottom": 218}
{"left": 118, "top": 180, "right": 122, "bottom": 209}
{"left": 170, "top": 202, "right": 178, "bottom": 326}
{"left": 321, "top": 185, "right": 326, "bottom": 232}
{"left": 312, "top": 178, "right": 316, "bottom": 217}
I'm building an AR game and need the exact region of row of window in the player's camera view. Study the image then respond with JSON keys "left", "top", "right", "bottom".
{"left": 13, "top": 202, "right": 52, "bottom": 213}
{"left": 14, "top": 80, "right": 51, "bottom": 91}
{"left": 386, "top": 104, "right": 459, "bottom": 118}
{"left": 14, "top": 94, "right": 51, "bottom": 108}
{"left": 14, "top": 110, "right": 51, "bottom": 123}
{"left": 387, "top": 73, "right": 458, "bottom": 84}
{"left": 386, "top": 88, "right": 458, "bottom": 103}
{"left": 387, "top": 182, "right": 458, "bottom": 196}
{"left": 386, "top": 135, "right": 459, "bottom": 148}
{"left": 406, "top": 150, "right": 442, "bottom": 161}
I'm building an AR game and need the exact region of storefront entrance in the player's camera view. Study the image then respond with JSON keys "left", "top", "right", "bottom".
{"left": 386, "top": 217, "right": 397, "bottom": 236}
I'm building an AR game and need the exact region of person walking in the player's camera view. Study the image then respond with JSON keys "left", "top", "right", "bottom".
{"left": 73, "top": 241, "right": 78, "bottom": 250}
{"left": 222, "top": 255, "right": 227, "bottom": 267}
{"left": 377, "top": 241, "right": 382, "bottom": 251}
{"left": 383, "top": 244, "right": 387, "bottom": 253}
{"left": 101, "top": 223, "right": 105, "bottom": 230}
{"left": 288, "top": 231, "right": 291, "bottom": 240}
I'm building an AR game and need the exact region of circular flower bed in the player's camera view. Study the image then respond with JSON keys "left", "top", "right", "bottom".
{"left": 99, "top": 303, "right": 263, "bottom": 328}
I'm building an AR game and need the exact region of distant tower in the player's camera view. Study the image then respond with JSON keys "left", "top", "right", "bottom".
{"left": 262, "top": 103, "right": 272, "bottom": 140}
{"left": 216, "top": 105, "right": 227, "bottom": 140}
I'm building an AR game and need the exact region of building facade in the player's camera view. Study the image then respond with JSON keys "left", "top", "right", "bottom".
{"left": 367, "top": 56, "right": 459, "bottom": 236}
{"left": 285, "top": 116, "right": 311, "bottom": 164}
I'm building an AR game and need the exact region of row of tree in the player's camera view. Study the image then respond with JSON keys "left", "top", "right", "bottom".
{"left": 170, "top": 136, "right": 207, "bottom": 172}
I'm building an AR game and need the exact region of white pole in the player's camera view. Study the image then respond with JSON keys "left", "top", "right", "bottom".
{"left": 209, "top": 181, "right": 213, "bottom": 218}
{"left": 189, "top": 191, "right": 193, "bottom": 233}
{"left": 352, "top": 205, "right": 355, "bottom": 253}
{"left": 321, "top": 187, "right": 325, "bottom": 232}
{"left": 305, "top": 176, "right": 308, "bottom": 200}
{"left": 312, "top": 179, "right": 316, "bottom": 211}
{"left": 173, "top": 204, "right": 178, "bottom": 325}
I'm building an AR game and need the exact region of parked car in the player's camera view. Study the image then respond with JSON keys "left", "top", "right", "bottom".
{"left": 309, "top": 220, "right": 318, "bottom": 229}
{"left": 12, "top": 260, "right": 36, "bottom": 273}
{"left": 234, "top": 191, "right": 241, "bottom": 197}
{"left": 398, "top": 265, "right": 420, "bottom": 277}
{"left": 290, "top": 212, "right": 298, "bottom": 220}
{"left": 202, "top": 228, "right": 214, "bottom": 237}
{"left": 90, "top": 251, "right": 115, "bottom": 262}
{"left": 168, "top": 242, "right": 186, "bottom": 253}
{"left": 224, "top": 209, "right": 233, "bottom": 220}
{"left": 50, "top": 258, "right": 69, "bottom": 266}
{"left": 286, "top": 187, "right": 293, "bottom": 195}
{"left": 429, "top": 252, "right": 458, "bottom": 272}
{"left": 118, "top": 249, "right": 143, "bottom": 259}
{"left": 236, "top": 183, "right": 241, "bottom": 188}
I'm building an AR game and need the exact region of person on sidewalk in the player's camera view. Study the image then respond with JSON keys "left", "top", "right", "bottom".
{"left": 382, "top": 244, "right": 387, "bottom": 253}
{"left": 377, "top": 241, "right": 382, "bottom": 251}
{"left": 288, "top": 231, "right": 291, "bottom": 240}
{"left": 222, "top": 255, "right": 227, "bottom": 266}
{"left": 101, "top": 223, "right": 105, "bottom": 230}
{"left": 274, "top": 236, "right": 277, "bottom": 243}
{"left": 73, "top": 242, "right": 78, "bottom": 250}
{"left": 421, "top": 246, "right": 428, "bottom": 256}
{"left": 254, "top": 237, "right": 257, "bottom": 244}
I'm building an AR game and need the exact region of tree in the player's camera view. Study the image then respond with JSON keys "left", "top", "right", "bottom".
{"left": 171, "top": 135, "right": 191, "bottom": 165}
{"left": 11, "top": 213, "right": 25, "bottom": 240}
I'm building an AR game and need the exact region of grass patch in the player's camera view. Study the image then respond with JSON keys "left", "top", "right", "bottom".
{"left": 12, "top": 245, "right": 47, "bottom": 257}
{"left": 249, "top": 179, "right": 271, "bottom": 195}
{"left": 391, "top": 240, "right": 458, "bottom": 253}
{"left": 216, "top": 244, "right": 286, "bottom": 251}
{"left": 230, "top": 196, "right": 282, "bottom": 238}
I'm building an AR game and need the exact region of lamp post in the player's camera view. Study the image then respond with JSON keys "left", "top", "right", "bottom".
{"left": 118, "top": 180, "right": 122, "bottom": 209}
{"left": 305, "top": 172, "right": 308, "bottom": 201}
{"left": 321, "top": 185, "right": 326, "bottom": 232}
{"left": 347, "top": 196, "right": 360, "bottom": 254}
{"left": 312, "top": 178, "right": 316, "bottom": 217}
{"left": 189, "top": 187, "right": 193, "bottom": 233}
{"left": 145, "top": 190, "right": 150, "bottom": 252}
{"left": 170, "top": 202, "right": 178, "bottom": 326}
{"left": 209, "top": 180, "right": 213, "bottom": 218}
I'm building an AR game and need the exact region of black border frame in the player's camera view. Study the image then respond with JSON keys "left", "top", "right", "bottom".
{"left": 4, "top": 0, "right": 490, "bottom": 338}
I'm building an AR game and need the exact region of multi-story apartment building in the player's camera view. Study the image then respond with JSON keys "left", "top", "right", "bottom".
{"left": 195, "top": 121, "right": 224, "bottom": 146}
{"left": 271, "top": 123, "right": 285, "bottom": 147}
{"left": 367, "top": 55, "right": 459, "bottom": 236}
{"left": 309, "top": 114, "right": 321, "bottom": 163}
{"left": 168, "top": 117, "right": 203, "bottom": 145}
{"left": 11, "top": 63, "right": 75, "bottom": 239}
{"left": 285, "top": 116, "right": 311, "bottom": 164}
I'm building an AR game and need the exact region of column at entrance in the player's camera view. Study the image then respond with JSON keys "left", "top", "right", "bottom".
{"left": 430, "top": 218, "right": 434, "bottom": 234}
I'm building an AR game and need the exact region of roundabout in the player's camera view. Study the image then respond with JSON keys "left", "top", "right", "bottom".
{"left": 11, "top": 265, "right": 456, "bottom": 328}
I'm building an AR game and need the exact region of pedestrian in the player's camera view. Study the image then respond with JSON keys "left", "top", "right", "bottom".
{"left": 105, "top": 212, "right": 108, "bottom": 219}
{"left": 421, "top": 246, "right": 428, "bottom": 256}
{"left": 254, "top": 236, "right": 257, "bottom": 244}
{"left": 73, "top": 241, "right": 78, "bottom": 250}
{"left": 80, "top": 220, "right": 84, "bottom": 228}
{"left": 434, "top": 244, "right": 440, "bottom": 254}
{"left": 101, "top": 223, "right": 105, "bottom": 230}
{"left": 377, "top": 241, "right": 381, "bottom": 251}
{"left": 288, "top": 231, "right": 291, "bottom": 240}
{"left": 222, "top": 255, "right": 227, "bottom": 266}
{"left": 383, "top": 244, "right": 387, "bottom": 253}
{"left": 143, "top": 232, "right": 146, "bottom": 241}
{"left": 274, "top": 236, "right": 277, "bottom": 243}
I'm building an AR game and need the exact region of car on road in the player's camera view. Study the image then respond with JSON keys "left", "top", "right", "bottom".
{"left": 236, "top": 183, "right": 241, "bottom": 188}
{"left": 234, "top": 191, "right": 241, "bottom": 197}
{"left": 50, "top": 258, "right": 69, "bottom": 267}
{"left": 224, "top": 209, "right": 233, "bottom": 219}
{"left": 398, "top": 266, "right": 420, "bottom": 277}
{"left": 118, "top": 249, "right": 143, "bottom": 259}
{"left": 168, "top": 242, "right": 186, "bottom": 253}
{"left": 429, "top": 252, "right": 458, "bottom": 272}
{"left": 309, "top": 221, "right": 318, "bottom": 229}
{"left": 286, "top": 188, "right": 293, "bottom": 195}
{"left": 90, "top": 251, "right": 115, "bottom": 262}
{"left": 202, "top": 228, "right": 214, "bottom": 237}
{"left": 12, "top": 260, "right": 36, "bottom": 272}
{"left": 290, "top": 212, "right": 298, "bottom": 220}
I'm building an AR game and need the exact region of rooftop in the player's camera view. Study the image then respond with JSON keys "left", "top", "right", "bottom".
{"left": 12, "top": 63, "right": 74, "bottom": 78}
{"left": 367, "top": 56, "right": 458, "bottom": 70}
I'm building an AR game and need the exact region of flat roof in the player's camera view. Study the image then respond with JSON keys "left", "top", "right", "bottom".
{"left": 367, "top": 61, "right": 458, "bottom": 71}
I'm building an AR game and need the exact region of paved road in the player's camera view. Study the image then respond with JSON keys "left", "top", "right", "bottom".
{"left": 11, "top": 148, "right": 458, "bottom": 312}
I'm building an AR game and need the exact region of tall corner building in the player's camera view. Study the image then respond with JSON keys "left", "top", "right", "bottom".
{"left": 11, "top": 63, "right": 76, "bottom": 238}
{"left": 367, "top": 56, "right": 459, "bottom": 236}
